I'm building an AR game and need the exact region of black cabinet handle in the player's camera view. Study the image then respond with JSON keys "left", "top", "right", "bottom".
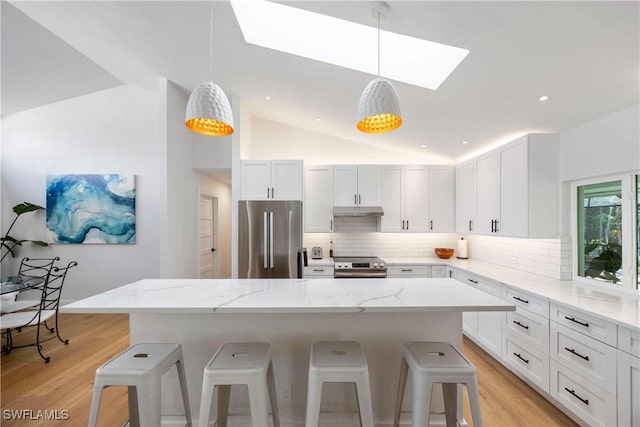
{"left": 359, "top": 194, "right": 361, "bottom": 204}
{"left": 211, "top": 248, "right": 216, "bottom": 252}
{"left": 330, "top": 219, "right": 333, "bottom": 231}
{"left": 406, "top": 220, "right": 409, "bottom": 230}
{"left": 564, "top": 316, "right": 589, "bottom": 328}
{"left": 513, "top": 320, "right": 529, "bottom": 330}
{"left": 354, "top": 194, "right": 357, "bottom": 205}
{"left": 271, "top": 187, "right": 275, "bottom": 198}
{"left": 513, "top": 296, "right": 529, "bottom": 304}
{"left": 402, "top": 220, "right": 405, "bottom": 230}
{"left": 494, "top": 219, "right": 499, "bottom": 232}
{"left": 513, "top": 352, "right": 529, "bottom": 364}
{"left": 401, "top": 269, "right": 413, "bottom": 272}
{"left": 467, "top": 278, "right": 478, "bottom": 284}
{"left": 468, "top": 219, "right": 472, "bottom": 231}
{"left": 564, "top": 388, "right": 589, "bottom": 406}
{"left": 313, "top": 269, "right": 325, "bottom": 272}
{"left": 565, "top": 347, "right": 590, "bottom": 361}
{"left": 267, "top": 187, "right": 270, "bottom": 198}
{"left": 430, "top": 220, "right": 433, "bottom": 230}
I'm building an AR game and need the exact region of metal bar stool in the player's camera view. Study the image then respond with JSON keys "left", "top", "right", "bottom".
{"left": 305, "top": 340, "right": 374, "bottom": 427}
{"left": 393, "top": 341, "right": 482, "bottom": 427}
{"left": 88, "top": 343, "right": 192, "bottom": 427}
{"left": 198, "top": 342, "right": 279, "bottom": 427}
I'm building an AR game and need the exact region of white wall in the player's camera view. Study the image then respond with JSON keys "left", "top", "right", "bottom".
{"left": 249, "top": 117, "right": 452, "bottom": 164}
{"left": 559, "top": 104, "right": 640, "bottom": 181}
{"left": 1, "top": 85, "right": 162, "bottom": 300}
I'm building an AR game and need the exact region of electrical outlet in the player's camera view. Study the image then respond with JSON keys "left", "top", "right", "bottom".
{"left": 279, "top": 383, "right": 291, "bottom": 402}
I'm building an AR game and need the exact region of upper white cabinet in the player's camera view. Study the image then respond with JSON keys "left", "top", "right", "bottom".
{"left": 304, "top": 165, "right": 334, "bottom": 232}
{"left": 456, "top": 160, "right": 475, "bottom": 233}
{"left": 428, "top": 166, "right": 455, "bottom": 232}
{"left": 241, "top": 160, "right": 303, "bottom": 200}
{"left": 381, "top": 165, "right": 428, "bottom": 232}
{"left": 334, "top": 165, "right": 381, "bottom": 207}
{"left": 474, "top": 134, "right": 559, "bottom": 238}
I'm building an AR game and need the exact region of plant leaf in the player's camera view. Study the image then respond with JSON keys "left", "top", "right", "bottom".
{"left": 1, "top": 235, "right": 19, "bottom": 243}
{"left": 13, "top": 202, "right": 45, "bottom": 215}
{"left": 31, "top": 240, "right": 49, "bottom": 247}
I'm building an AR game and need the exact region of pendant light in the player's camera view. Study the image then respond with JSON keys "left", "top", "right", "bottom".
{"left": 185, "top": 0, "right": 234, "bottom": 136}
{"left": 356, "top": 1, "right": 402, "bottom": 134}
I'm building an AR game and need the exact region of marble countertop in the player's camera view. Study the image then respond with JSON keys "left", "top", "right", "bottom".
{"left": 61, "top": 278, "right": 515, "bottom": 315}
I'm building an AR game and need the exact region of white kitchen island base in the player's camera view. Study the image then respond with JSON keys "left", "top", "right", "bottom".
{"left": 131, "top": 311, "right": 464, "bottom": 427}
{"left": 62, "top": 278, "right": 514, "bottom": 426}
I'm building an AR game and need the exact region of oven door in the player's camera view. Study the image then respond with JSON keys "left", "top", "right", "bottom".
{"left": 334, "top": 269, "right": 387, "bottom": 278}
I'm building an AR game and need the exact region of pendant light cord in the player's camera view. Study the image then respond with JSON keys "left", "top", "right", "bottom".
{"left": 377, "top": 11, "right": 381, "bottom": 77}
{"left": 209, "top": 0, "right": 213, "bottom": 81}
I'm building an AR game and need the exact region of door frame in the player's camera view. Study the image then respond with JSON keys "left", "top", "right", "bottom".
{"left": 198, "top": 192, "right": 219, "bottom": 278}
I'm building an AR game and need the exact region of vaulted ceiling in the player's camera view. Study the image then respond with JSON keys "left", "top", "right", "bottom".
{"left": 3, "top": 1, "right": 639, "bottom": 162}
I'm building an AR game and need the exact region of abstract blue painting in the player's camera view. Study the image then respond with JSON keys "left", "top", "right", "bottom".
{"left": 46, "top": 174, "right": 136, "bottom": 244}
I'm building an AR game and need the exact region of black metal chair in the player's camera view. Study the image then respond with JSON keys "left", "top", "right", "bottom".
{"left": 1, "top": 257, "right": 61, "bottom": 314}
{"left": 0, "top": 260, "right": 77, "bottom": 362}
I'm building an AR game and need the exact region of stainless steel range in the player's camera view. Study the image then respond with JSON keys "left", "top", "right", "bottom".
{"left": 333, "top": 256, "right": 387, "bottom": 278}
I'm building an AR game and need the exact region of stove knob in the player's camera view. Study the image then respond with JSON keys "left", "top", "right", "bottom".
{"left": 373, "top": 263, "right": 378, "bottom": 268}
{"left": 379, "top": 263, "right": 385, "bottom": 268}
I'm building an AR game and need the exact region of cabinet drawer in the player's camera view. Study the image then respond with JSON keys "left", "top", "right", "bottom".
{"left": 505, "top": 338, "right": 549, "bottom": 393}
{"left": 387, "top": 266, "right": 430, "bottom": 278}
{"left": 476, "top": 278, "right": 501, "bottom": 297}
{"left": 618, "top": 325, "right": 640, "bottom": 357}
{"left": 431, "top": 265, "right": 446, "bottom": 278}
{"left": 303, "top": 266, "right": 334, "bottom": 277}
{"left": 550, "top": 303, "right": 617, "bottom": 347}
{"left": 505, "top": 308, "right": 549, "bottom": 357}
{"left": 502, "top": 286, "right": 548, "bottom": 318}
{"left": 550, "top": 323, "right": 616, "bottom": 395}
{"left": 451, "top": 269, "right": 482, "bottom": 288}
{"left": 550, "top": 360, "right": 616, "bottom": 427}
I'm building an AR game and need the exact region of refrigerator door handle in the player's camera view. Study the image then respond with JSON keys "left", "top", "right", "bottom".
{"left": 263, "top": 211, "right": 269, "bottom": 269}
{"left": 269, "top": 211, "right": 274, "bottom": 268}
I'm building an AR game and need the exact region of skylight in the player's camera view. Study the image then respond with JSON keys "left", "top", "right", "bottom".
{"left": 229, "top": 0, "right": 469, "bottom": 90}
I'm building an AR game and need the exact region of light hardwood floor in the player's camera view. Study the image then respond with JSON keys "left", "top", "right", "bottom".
{"left": 1, "top": 313, "right": 577, "bottom": 426}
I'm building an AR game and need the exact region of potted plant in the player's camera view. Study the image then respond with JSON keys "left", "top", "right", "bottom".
{"left": 1, "top": 202, "right": 49, "bottom": 263}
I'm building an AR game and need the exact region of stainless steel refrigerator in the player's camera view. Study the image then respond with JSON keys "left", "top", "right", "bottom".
{"left": 238, "top": 200, "right": 302, "bottom": 278}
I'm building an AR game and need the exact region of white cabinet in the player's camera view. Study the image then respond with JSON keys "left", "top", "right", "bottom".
{"left": 381, "top": 166, "right": 428, "bottom": 232}
{"left": 473, "top": 134, "right": 559, "bottom": 237}
{"left": 452, "top": 269, "right": 503, "bottom": 359}
{"left": 303, "top": 265, "right": 334, "bottom": 278}
{"left": 304, "top": 166, "right": 334, "bottom": 232}
{"left": 431, "top": 265, "right": 446, "bottom": 278}
{"left": 334, "top": 165, "right": 381, "bottom": 207}
{"left": 241, "top": 160, "right": 303, "bottom": 200}
{"left": 387, "top": 265, "right": 431, "bottom": 277}
{"left": 428, "top": 166, "right": 455, "bottom": 232}
{"left": 618, "top": 346, "right": 640, "bottom": 427}
{"left": 502, "top": 286, "right": 550, "bottom": 393}
{"left": 549, "top": 303, "right": 618, "bottom": 426}
{"left": 455, "top": 161, "right": 475, "bottom": 233}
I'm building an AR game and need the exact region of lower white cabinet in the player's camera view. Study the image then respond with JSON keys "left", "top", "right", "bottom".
{"left": 550, "top": 360, "right": 617, "bottom": 427}
{"left": 431, "top": 265, "right": 446, "bottom": 278}
{"left": 505, "top": 337, "right": 549, "bottom": 392}
{"left": 617, "top": 349, "right": 640, "bottom": 427}
{"left": 387, "top": 265, "right": 431, "bottom": 278}
{"left": 303, "top": 266, "right": 334, "bottom": 278}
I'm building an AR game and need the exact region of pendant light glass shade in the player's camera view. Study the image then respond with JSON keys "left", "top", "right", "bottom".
{"left": 357, "top": 77, "right": 402, "bottom": 133}
{"left": 185, "top": 81, "right": 234, "bottom": 136}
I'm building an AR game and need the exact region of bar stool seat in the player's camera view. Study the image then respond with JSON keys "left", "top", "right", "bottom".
{"left": 198, "top": 342, "right": 279, "bottom": 427}
{"left": 305, "top": 340, "right": 374, "bottom": 427}
{"left": 394, "top": 341, "right": 482, "bottom": 427}
{"left": 88, "top": 342, "right": 192, "bottom": 427}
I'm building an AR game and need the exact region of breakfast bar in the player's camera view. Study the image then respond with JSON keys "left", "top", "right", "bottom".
{"left": 62, "top": 277, "right": 515, "bottom": 426}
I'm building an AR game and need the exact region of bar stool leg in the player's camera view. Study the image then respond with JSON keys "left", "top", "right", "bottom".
{"left": 128, "top": 386, "right": 141, "bottom": 427}
{"left": 354, "top": 377, "right": 374, "bottom": 427}
{"left": 248, "top": 377, "right": 270, "bottom": 427}
{"left": 442, "top": 383, "right": 457, "bottom": 427}
{"left": 87, "top": 383, "right": 104, "bottom": 427}
{"left": 412, "top": 377, "right": 432, "bottom": 427}
{"left": 467, "top": 377, "right": 483, "bottom": 427}
{"left": 305, "top": 375, "right": 323, "bottom": 427}
{"left": 175, "top": 359, "right": 193, "bottom": 427}
{"left": 266, "top": 362, "right": 280, "bottom": 427}
{"left": 393, "top": 357, "right": 409, "bottom": 427}
{"left": 217, "top": 385, "right": 231, "bottom": 427}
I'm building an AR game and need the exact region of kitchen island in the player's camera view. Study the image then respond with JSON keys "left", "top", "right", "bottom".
{"left": 62, "top": 278, "right": 514, "bottom": 426}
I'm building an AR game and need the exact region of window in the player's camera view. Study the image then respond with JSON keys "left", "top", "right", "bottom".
{"left": 577, "top": 180, "right": 623, "bottom": 284}
{"left": 574, "top": 174, "right": 639, "bottom": 291}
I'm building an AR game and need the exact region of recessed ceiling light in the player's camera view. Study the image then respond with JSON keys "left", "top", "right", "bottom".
{"left": 421, "top": 144, "right": 427, "bottom": 148}
{"left": 539, "top": 95, "right": 549, "bottom": 102}
{"left": 316, "top": 118, "right": 321, "bottom": 122}
{"left": 265, "top": 96, "right": 271, "bottom": 101}
{"left": 462, "top": 140, "right": 469, "bottom": 145}
{"left": 230, "top": 0, "right": 469, "bottom": 90}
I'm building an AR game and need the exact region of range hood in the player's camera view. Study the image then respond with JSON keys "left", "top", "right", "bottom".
{"left": 333, "top": 206, "right": 384, "bottom": 217}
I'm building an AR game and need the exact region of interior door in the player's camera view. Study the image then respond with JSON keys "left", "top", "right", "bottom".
{"left": 198, "top": 196, "right": 214, "bottom": 278}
